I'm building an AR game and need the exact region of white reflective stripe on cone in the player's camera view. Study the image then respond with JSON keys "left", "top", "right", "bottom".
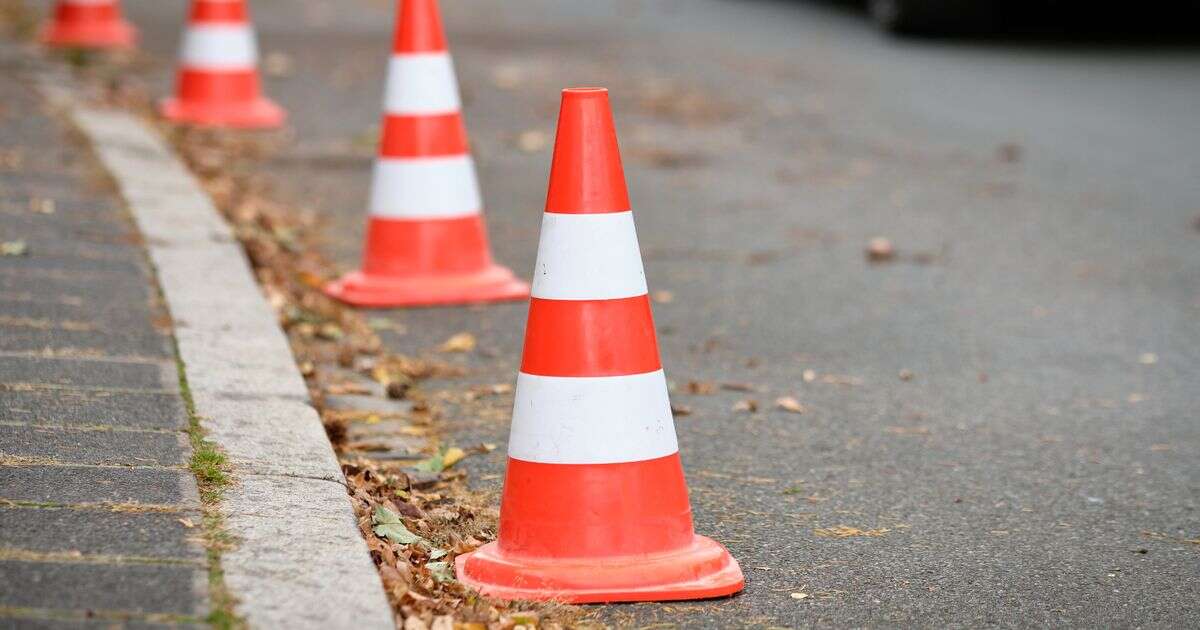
{"left": 368, "top": 155, "right": 482, "bottom": 220}
{"left": 180, "top": 25, "right": 258, "bottom": 69}
{"left": 384, "top": 53, "right": 462, "bottom": 115}
{"left": 531, "top": 211, "right": 647, "bottom": 301}
{"left": 508, "top": 370, "right": 678, "bottom": 465}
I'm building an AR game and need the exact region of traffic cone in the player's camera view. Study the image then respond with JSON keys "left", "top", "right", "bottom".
{"left": 40, "top": 0, "right": 137, "bottom": 49}
{"left": 323, "top": 0, "right": 528, "bottom": 307}
{"left": 159, "top": 0, "right": 285, "bottom": 129}
{"left": 455, "top": 88, "right": 745, "bottom": 603}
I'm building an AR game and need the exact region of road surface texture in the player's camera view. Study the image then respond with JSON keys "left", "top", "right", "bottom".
{"left": 109, "top": 0, "right": 1198, "bottom": 627}
{"left": 0, "top": 41, "right": 210, "bottom": 625}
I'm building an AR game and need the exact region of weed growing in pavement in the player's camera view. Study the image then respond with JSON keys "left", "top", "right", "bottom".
{"left": 173, "top": 321, "right": 242, "bottom": 630}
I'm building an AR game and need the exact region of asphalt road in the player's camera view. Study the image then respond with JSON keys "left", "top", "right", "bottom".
{"left": 101, "top": 0, "right": 1200, "bottom": 626}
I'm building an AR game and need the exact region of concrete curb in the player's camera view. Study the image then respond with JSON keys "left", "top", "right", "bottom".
{"left": 38, "top": 87, "right": 394, "bottom": 628}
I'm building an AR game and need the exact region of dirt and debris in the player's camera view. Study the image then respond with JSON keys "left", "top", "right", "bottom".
{"left": 814, "top": 525, "right": 891, "bottom": 539}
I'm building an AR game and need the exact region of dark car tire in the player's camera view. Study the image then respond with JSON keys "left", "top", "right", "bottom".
{"left": 868, "top": 0, "right": 995, "bottom": 35}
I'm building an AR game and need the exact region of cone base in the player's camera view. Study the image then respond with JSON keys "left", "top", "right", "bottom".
{"left": 455, "top": 535, "right": 744, "bottom": 604}
{"left": 324, "top": 265, "right": 529, "bottom": 308}
{"left": 40, "top": 21, "right": 137, "bottom": 49}
{"left": 159, "top": 97, "right": 286, "bottom": 129}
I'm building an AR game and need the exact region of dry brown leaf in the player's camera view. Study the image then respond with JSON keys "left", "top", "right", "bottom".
{"left": 686, "top": 380, "right": 715, "bottom": 395}
{"left": 651, "top": 289, "right": 675, "bottom": 304}
{"left": 438, "top": 332, "right": 476, "bottom": 353}
{"left": 732, "top": 399, "right": 759, "bottom": 413}
{"left": 775, "top": 396, "right": 805, "bottom": 414}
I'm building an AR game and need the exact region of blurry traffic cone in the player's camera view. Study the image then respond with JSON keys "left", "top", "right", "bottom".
{"left": 159, "top": 0, "right": 285, "bottom": 128}
{"left": 324, "top": 0, "right": 528, "bottom": 307}
{"left": 455, "top": 88, "right": 745, "bottom": 603}
{"left": 40, "top": 0, "right": 137, "bottom": 49}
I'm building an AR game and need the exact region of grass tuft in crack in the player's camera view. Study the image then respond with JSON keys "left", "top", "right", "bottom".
{"left": 175, "top": 354, "right": 243, "bottom": 629}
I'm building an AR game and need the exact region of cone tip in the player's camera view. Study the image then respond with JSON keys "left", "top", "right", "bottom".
{"left": 562, "top": 87, "right": 609, "bottom": 101}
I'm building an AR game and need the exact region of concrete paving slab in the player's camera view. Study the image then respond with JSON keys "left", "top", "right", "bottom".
{"left": 0, "top": 507, "right": 204, "bottom": 560}
{"left": 0, "top": 425, "right": 187, "bottom": 468}
{"left": 0, "top": 357, "right": 174, "bottom": 391}
{"left": 0, "top": 561, "right": 206, "bottom": 617}
{"left": 0, "top": 466, "right": 196, "bottom": 507}
{"left": 0, "top": 300, "right": 161, "bottom": 331}
{"left": 0, "top": 329, "right": 172, "bottom": 360}
{"left": 0, "top": 389, "right": 186, "bottom": 430}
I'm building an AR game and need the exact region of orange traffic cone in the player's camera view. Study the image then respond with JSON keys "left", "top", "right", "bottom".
{"left": 455, "top": 88, "right": 745, "bottom": 603}
{"left": 159, "top": 0, "right": 285, "bottom": 128}
{"left": 40, "top": 0, "right": 137, "bottom": 49}
{"left": 324, "top": 0, "right": 528, "bottom": 307}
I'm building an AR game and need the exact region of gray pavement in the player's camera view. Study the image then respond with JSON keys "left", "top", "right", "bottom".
{"left": 0, "top": 42, "right": 209, "bottom": 626}
{"left": 59, "top": 0, "right": 1200, "bottom": 627}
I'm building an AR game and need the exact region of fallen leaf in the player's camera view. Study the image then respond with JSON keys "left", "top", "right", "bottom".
{"left": 438, "top": 332, "right": 476, "bottom": 353}
{"left": 790, "top": 592, "right": 809, "bottom": 600}
{"left": 686, "top": 380, "right": 715, "bottom": 395}
{"left": 651, "top": 290, "right": 675, "bottom": 303}
{"left": 372, "top": 506, "right": 426, "bottom": 545}
{"left": 413, "top": 446, "right": 467, "bottom": 472}
{"left": 721, "top": 382, "right": 759, "bottom": 393}
{"left": 1, "top": 240, "right": 28, "bottom": 256}
{"left": 819, "top": 374, "right": 863, "bottom": 386}
{"left": 428, "top": 548, "right": 449, "bottom": 560}
{"left": 440, "top": 447, "right": 466, "bottom": 469}
{"left": 898, "top": 369, "right": 914, "bottom": 381}
{"left": 775, "top": 396, "right": 805, "bottom": 414}
{"left": 177, "top": 518, "right": 195, "bottom": 528}
{"left": 814, "top": 525, "right": 890, "bottom": 538}
{"left": 671, "top": 403, "right": 693, "bottom": 417}
{"left": 516, "top": 130, "right": 547, "bottom": 153}
{"left": 425, "top": 560, "right": 454, "bottom": 582}
{"left": 802, "top": 369, "right": 817, "bottom": 383}
{"left": 866, "top": 237, "right": 895, "bottom": 263}
{"left": 732, "top": 399, "right": 759, "bottom": 413}
{"left": 1138, "top": 352, "right": 1158, "bottom": 365}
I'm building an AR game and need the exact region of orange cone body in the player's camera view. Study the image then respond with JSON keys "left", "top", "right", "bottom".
{"left": 455, "top": 88, "right": 744, "bottom": 603}
{"left": 159, "top": 0, "right": 285, "bottom": 128}
{"left": 324, "top": 0, "right": 528, "bottom": 307}
{"left": 40, "top": 0, "right": 137, "bottom": 49}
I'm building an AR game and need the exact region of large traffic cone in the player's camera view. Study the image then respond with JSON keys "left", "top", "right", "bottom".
{"left": 323, "top": 0, "right": 528, "bottom": 307}
{"left": 159, "top": 0, "right": 285, "bottom": 129}
{"left": 40, "top": 0, "right": 137, "bottom": 49}
{"left": 455, "top": 88, "right": 745, "bottom": 603}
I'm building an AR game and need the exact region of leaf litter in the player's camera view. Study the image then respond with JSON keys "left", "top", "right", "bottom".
{"left": 159, "top": 125, "right": 588, "bottom": 628}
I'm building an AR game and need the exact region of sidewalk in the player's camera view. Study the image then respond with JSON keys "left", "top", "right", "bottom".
{"left": 0, "top": 50, "right": 211, "bottom": 625}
